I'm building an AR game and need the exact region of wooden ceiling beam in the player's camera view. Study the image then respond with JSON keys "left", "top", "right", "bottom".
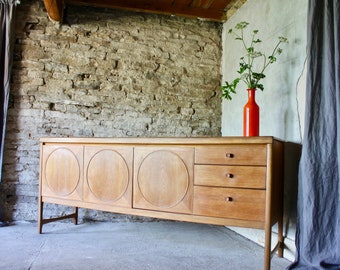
{"left": 42, "top": 0, "right": 241, "bottom": 23}
{"left": 65, "top": 0, "right": 230, "bottom": 21}
{"left": 43, "top": 0, "right": 64, "bottom": 22}
{"left": 190, "top": 0, "right": 216, "bottom": 9}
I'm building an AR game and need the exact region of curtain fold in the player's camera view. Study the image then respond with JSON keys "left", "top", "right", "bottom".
{"left": 0, "top": 1, "right": 17, "bottom": 182}
{"left": 288, "top": 0, "right": 340, "bottom": 269}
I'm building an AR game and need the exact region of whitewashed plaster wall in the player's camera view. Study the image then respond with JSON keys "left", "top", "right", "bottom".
{"left": 221, "top": 0, "right": 308, "bottom": 261}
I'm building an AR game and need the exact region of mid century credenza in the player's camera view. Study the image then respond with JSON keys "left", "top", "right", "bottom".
{"left": 38, "top": 136, "right": 284, "bottom": 270}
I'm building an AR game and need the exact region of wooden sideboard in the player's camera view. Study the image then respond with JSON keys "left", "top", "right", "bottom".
{"left": 38, "top": 136, "right": 284, "bottom": 270}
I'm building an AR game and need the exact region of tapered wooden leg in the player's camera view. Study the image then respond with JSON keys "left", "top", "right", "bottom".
{"left": 278, "top": 216, "right": 284, "bottom": 258}
{"left": 38, "top": 202, "right": 80, "bottom": 234}
{"left": 73, "top": 207, "right": 78, "bottom": 225}
{"left": 264, "top": 224, "right": 271, "bottom": 270}
{"left": 38, "top": 200, "right": 44, "bottom": 234}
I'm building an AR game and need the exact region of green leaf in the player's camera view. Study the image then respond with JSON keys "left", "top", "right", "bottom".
{"left": 253, "top": 72, "right": 265, "bottom": 80}
{"left": 238, "top": 63, "right": 248, "bottom": 74}
{"left": 257, "top": 84, "right": 264, "bottom": 91}
{"left": 279, "top": 36, "right": 288, "bottom": 43}
{"left": 268, "top": 56, "right": 277, "bottom": 63}
{"left": 221, "top": 21, "right": 289, "bottom": 100}
{"left": 221, "top": 78, "right": 240, "bottom": 101}
{"left": 235, "top": 21, "right": 249, "bottom": 29}
{"left": 233, "top": 78, "right": 240, "bottom": 86}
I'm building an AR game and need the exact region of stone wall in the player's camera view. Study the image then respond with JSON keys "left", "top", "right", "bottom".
{"left": 0, "top": 0, "right": 222, "bottom": 222}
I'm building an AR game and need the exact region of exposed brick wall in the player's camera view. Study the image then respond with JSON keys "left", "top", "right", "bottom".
{"left": 0, "top": 0, "right": 222, "bottom": 222}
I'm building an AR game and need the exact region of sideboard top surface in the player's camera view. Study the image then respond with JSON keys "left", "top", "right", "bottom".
{"left": 40, "top": 136, "right": 280, "bottom": 145}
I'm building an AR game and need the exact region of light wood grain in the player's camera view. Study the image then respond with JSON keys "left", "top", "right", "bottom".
{"left": 194, "top": 165, "right": 266, "bottom": 189}
{"left": 133, "top": 147, "right": 194, "bottom": 214}
{"left": 83, "top": 146, "right": 133, "bottom": 207}
{"left": 195, "top": 145, "right": 267, "bottom": 166}
{"left": 42, "top": 144, "right": 83, "bottom": 201}
{"left": 38, "top": 136, "right": 284, "bottom": 270}
{"left": 40, "top": 136, "right": 277, "bottom": 145}
{"left": 193, "top": 186, "right": 266, "bottom": 221}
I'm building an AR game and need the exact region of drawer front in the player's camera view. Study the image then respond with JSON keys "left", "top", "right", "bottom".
{"left": 193, "top": 186, "right": 265, "bottom": 221}
{"left": 195, "top": 145, "right": 267, "bottom": 165}
{"left": 194, "top": 165, "right": 266, "bottom": 189}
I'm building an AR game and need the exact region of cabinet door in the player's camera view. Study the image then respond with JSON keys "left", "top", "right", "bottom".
{"left": 133, "top": 147, "right": 194, "bottom": 214}
{"left": 41, "top": 144, "right": 83, "bottom": 201}
{"left": 83, "top": 146, "right": 133, "bottom": 208}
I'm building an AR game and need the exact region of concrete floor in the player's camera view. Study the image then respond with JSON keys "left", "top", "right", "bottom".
{"left": 0, "top": 221, "right": 291, "bottom": 270}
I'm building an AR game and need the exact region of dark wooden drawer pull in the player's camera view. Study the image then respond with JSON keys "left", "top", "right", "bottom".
{"left": 225, "top": 196, "right": 233, "bottom": 202}
{"left": 226, "top": 173, "right": 234, "bottom": 178}
{"left": 226, "top": 153, "right": 234, "bottom": 158}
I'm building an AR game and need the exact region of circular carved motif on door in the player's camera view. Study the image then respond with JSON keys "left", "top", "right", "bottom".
{"left": 86, "top": 150, "right": 129, "bottom": 202}
{"left": 45, "top": 148, "right": 80, "bottom": 197}
{"left": 137, "top": 150, "right": 189, "bottom": 209}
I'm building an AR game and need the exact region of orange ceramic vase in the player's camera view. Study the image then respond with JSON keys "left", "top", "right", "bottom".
{"left": 243, "top": 88, "right": 259, "bottom": 136}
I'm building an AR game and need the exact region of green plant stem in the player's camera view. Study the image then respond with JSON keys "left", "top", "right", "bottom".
{"left": 257, "top": 40, "right": 283, "bottom": 82}
{"left": 222, "top": 21, "right": 288, "bottom": 100}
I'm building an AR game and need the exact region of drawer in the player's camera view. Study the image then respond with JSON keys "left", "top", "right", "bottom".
{"left": 193, "top": 186, "right": 265, "bottom": 221}
{"left": 194, "top": 165, "right": 266, "bottom": 189}
{"left": 195, "top": 145, "right": 267, "bottom": 166}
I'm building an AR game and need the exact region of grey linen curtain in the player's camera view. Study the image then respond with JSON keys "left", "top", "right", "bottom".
{"left": 0, "top": 0, "right": 17, "bottom": 182}
{"left": 288, "top": 0, "right": 340, "bottom": 269}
